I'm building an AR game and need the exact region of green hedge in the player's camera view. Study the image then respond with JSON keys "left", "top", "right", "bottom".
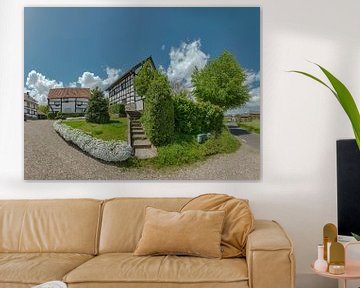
{"left": 142, "top": 74, "right": 174, "bottom": 146}
{"left": 48, "top": 112, "right": 57, "bottom": 119}
{"left": 48, "top": 112, "right": 85, "bottom": 119}
{"left": 173, "top": 96, "right": 224, "bottom": 134}
{"left": 109, "top": 103, "right": 126, "bottom": 117}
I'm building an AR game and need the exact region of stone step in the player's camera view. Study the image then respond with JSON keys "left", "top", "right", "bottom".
{"left": 133, "top": 139, "right": 152, "bottom": 149}
{"left": 131, "top": 131, "right": 145, "bottom": 136}
{"left": 126, "top": 111, "right": 142, "bottom": 119}
{"left": 132, "top": 128, "right": 144, "bottom": 133}
{"left": 132, "top": 134, "right": 147, "bottom": 140}
{"left": 131, "top": 124, "right": 142, "bottom": 128}
{"left": 135, "top": 147, "right": 157, "bottom": 159}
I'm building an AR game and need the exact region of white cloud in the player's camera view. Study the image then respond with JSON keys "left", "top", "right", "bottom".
{"left": 77, "top": 67, "right": 121, "bottom": 91}
{"left": 26, "top": 70, "right": 64, "bottom": 104}
{"left": 245, "top": 70, "right": 260, "bottom": 87}
{"left": 245, "top": 70, "right": 260, "bottom": 111}
{"left": 161, "top": 44, "right": 166, "bottom": 51}
{"left": 246, "top": 86, "right": 260, "bottom": 109}
{"left": 77, "top": 72, "right": 103, "bottom": 90}
{"left": 104, "top": 67, "right": 121, "bottom": 86}
{"left": 25, "top": 67, "right": 121, "bottom": 104}
{"left": 166, "top": 39, "right": 209, "bottom": 89}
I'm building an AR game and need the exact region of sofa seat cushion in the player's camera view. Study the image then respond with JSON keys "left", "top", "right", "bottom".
{"left": 64, "top": 253, "right": 248, "bottom": 286}
{"left": 0, "top": 253, "right": 93, "bottom": 285}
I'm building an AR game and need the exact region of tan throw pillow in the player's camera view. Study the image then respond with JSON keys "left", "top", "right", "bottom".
{"left": 181, "top": 193, "right": 254, "bottom": 258}
{"left": 134, "top": 207, "right": 225, "bottom": 258}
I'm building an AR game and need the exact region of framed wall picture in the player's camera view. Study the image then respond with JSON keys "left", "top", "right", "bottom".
{"left": 24, "top": 7, "right": 260, "bottom": 180}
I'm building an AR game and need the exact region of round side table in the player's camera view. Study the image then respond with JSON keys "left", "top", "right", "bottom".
{"left": 311, "top": 242, "right": 360, "bottom": 288}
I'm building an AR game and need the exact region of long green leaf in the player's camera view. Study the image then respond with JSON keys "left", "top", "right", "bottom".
{"left": 351, "top": 232, "right": 360, "bottom": 241}
{"left": 289, "top": 70, "right": 337, "bottom": 97}
{"left": 290, "top": 65, "right": 360, "bottom": 150}
{"left": 316, "top": 64, "right": 360, "bottom": 150}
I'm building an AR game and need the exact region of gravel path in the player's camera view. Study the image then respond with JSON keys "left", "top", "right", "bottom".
{"left": 24, "top": 120, "right": 260, "bottom": 180}
{"left": 227, "top": 123, "right": 260, "bottom": 151}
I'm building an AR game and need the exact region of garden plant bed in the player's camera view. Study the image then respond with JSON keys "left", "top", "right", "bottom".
{"left": 54, "top": 120, "right": 132, "bottom": 162}
{"left": 121, "top": 128, "right": 240, "bottom": 169}
{"left": 237, "top": 119, "right": 260, "bottom": 134}
{"left": 63, "top": 118, "right": 128, "bottom": 141}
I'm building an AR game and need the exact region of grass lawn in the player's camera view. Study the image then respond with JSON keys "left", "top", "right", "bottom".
{"left": 63, "top": 118, "right": 128, "bottom": 141}
{"left": 121, "top": 128, "right": 240, "bottom": 169}
{"left": 237, "top": 119, "right": 260, "bottom": 134}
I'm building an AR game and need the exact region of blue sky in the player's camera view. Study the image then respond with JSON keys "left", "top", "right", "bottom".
{"left": 24, "top": 7, "right": 260, "bottom": 111}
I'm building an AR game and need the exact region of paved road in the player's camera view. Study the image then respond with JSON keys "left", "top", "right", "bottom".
{"left": 24, "top": 120, "right": 260, "bottom": 180}
{"left": 226, "top": 123, "right": 260, "bottom": 151}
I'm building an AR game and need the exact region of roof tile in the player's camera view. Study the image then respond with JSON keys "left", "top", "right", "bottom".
{"left": 48, "top": 88, "right": 91, "bottom": 99}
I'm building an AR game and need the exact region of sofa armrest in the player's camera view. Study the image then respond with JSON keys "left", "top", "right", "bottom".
{"left": 246, "top": 220, "right": 295, "bottom": 288}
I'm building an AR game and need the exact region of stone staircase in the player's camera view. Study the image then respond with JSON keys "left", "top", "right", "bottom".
{"left": 127, "top": 110, "right": 157, "bottom": 159}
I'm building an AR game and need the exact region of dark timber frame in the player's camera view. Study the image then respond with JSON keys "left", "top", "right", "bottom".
{"left": 105, "top": 56, "right": 156, "bottom": 111}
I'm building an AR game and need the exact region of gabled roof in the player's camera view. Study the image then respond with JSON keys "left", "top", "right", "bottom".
{"left": 105, "top": 56, "right": 156, "bottom": 91}
{"left": 48, "top": 88, "right": 91, "bottom": 99}
{"left": 24, "top": 93, "right": 38, "bottom": 103}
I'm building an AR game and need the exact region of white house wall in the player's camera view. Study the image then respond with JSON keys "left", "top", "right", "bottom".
{"left": 49, "top": 98, "right": 89, "bottom": 113}
{"left": 109, "top": 71, "right": 145, "bottom": 111}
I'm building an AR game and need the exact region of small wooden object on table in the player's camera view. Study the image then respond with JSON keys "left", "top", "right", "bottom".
{"left": 312, "top": 242, "right": 360, "bottom": 288}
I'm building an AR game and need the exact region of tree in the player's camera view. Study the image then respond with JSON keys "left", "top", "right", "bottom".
{"left": 192, "top": 51, "right": 250, "bottom": 110}
{"left": 37, "top": 105, "right": 49, "bottom": 115}
{"left": 85, "top": 87, "right": 110, "bottom": 124}
{"left": 142, "top": 72, "right": 174, "bottom": 146}
{"left": 134, "top": 60, "right": 156, "bottom": 98}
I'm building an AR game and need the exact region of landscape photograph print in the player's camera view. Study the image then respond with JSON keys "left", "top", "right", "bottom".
{"left": 24, "top": 7, "right": 261, "bottom": 180}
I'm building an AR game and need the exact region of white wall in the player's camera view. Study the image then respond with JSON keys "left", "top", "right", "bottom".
{"left": 0, "top": 0, "right": 359, "bottom": 287}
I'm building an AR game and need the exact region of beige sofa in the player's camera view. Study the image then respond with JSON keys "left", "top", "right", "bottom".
{"left": 0, "top": 198, "right": 295, "bottom": 288}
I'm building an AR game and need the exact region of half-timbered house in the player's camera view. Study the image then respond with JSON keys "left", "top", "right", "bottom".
{"left": 106, "top": 56, "right": 156, "bottom": 111}
{"left": 24, "top": 92, "right": 38, "bottom": 119}
{"left": 48, "top": 88, "right": 91, "bottom": 114}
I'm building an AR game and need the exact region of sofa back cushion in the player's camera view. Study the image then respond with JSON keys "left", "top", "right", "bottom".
{"left": 0, "top": 199, "right": 102, "bottom": 254}
{"left": 99, "top": 198, "right": 189, "bottom": 253}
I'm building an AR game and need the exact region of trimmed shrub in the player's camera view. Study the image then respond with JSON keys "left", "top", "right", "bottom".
{"left": 109, "top": 103, "right": 126, "bottom": 117}
{"left": 62, "top": 112, "right": 85, "bottom": 118}
{"left": 134, "top": 59, "right": 156, "bottom": 98}
{"left": 142, "top": 73, "right": 174, "bottom": 146}
{"left": 55, "top": 112, "right": 65, "bottom": 120}
{"left": 86, "top": 87, "right": 110, "bottom": 124}
{"left": 173, "top": 95, "right": 224, "bottom": 135}
{"left": 48, "top": 112, "right": 85, "bottom": 119}
{"left": 47, "top": 112, "right": 57, "bottom": 119}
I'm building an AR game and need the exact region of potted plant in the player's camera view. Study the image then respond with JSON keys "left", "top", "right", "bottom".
{"left": 291, "top": 63, "right": 360, "bottom": 241}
